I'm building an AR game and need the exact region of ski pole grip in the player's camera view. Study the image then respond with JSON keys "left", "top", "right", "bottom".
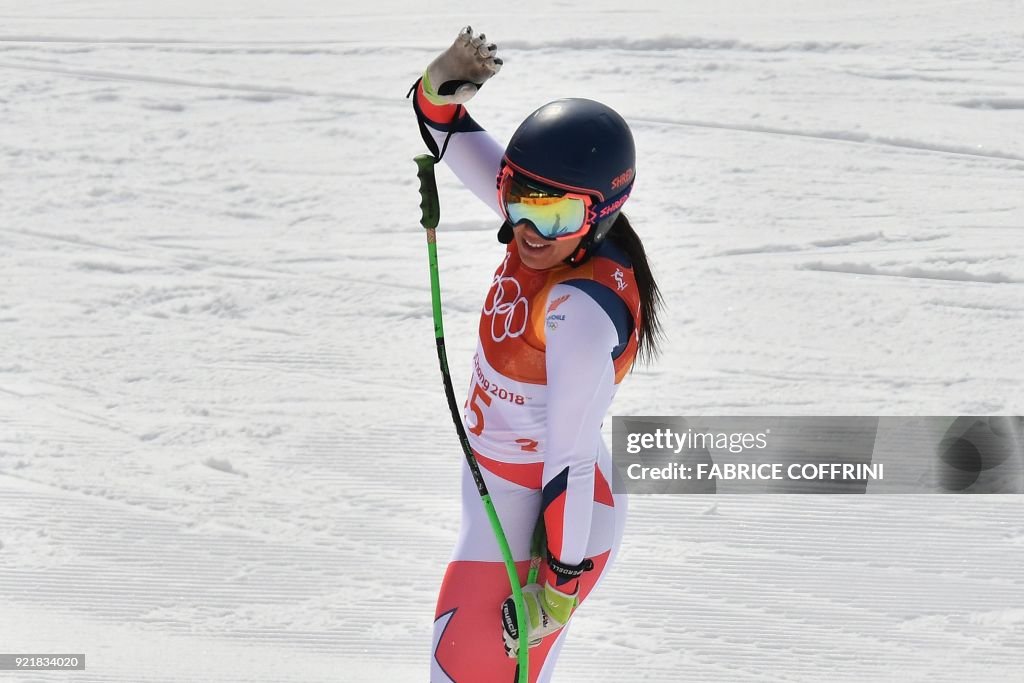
{"left": 414, "top": 154, "right": 440, "bottom": 230}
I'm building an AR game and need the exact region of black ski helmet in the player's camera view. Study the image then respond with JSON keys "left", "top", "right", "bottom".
{"left": 499, "top": 98, "right": 636, "bottom": 264}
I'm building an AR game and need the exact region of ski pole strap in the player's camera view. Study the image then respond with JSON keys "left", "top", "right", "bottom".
{"left": 407, "top": 77, "right": 461, "bottom": 163}
{"left": 546, "top": 552, "right": 594, "bottom": 580}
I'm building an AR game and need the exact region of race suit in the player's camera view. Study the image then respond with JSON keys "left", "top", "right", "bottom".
{"left": 415, "top": 83, "right": 641, "bottom": 683}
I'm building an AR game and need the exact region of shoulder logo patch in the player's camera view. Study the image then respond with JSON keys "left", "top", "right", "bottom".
{"left": 613, "top": 268, "right": 627, "bottom": 291}
{"left": 547, "top": 294, "right": 571, "bottom": 313}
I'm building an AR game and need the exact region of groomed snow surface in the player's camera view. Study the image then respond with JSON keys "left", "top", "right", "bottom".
{"left": 1, "top": 1, "right": 1022, "bottom": 681}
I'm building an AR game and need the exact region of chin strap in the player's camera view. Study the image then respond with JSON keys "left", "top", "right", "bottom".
{"left": 501, "top": 225, "right": 593, "bottom": 266}
{"left": 562, "top": 209, "right": 624, "bottom": 267}
{"left": 563, "top": 229, "right": 597, "bottom": 267}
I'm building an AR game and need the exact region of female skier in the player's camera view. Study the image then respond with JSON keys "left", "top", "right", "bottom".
{"left": 414, "top": 27, "right": 662, "bottom": 682}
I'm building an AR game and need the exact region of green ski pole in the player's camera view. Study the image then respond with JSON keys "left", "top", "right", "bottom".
{"left": 414, "top": 154, "right": 531, "bottom": 683}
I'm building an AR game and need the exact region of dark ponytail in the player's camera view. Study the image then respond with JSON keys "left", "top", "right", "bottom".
{"left": 607, "top": 213, "right": 663, "bottom": 364}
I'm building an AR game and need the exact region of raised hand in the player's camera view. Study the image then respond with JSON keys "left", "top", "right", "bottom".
{"left": 422, "top": 26, "right": 503, "bottom": 106}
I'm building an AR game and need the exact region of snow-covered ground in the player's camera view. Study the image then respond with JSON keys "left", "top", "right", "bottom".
{"left": 1, "top": 1, "right": 1022, "bottom": 680}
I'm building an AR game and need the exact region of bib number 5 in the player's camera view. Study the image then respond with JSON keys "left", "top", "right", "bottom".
{"left": 467, "top": 382, "right": 492, "bottom": 436}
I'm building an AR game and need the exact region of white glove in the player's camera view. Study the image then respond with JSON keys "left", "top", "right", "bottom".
{"left": 422, "top": 26, "right": 502, "bottom": 106}
{"left": 500, "top": 582, "right": 578, "bottom": 657}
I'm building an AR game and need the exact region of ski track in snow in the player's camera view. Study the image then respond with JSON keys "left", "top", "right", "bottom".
{"left": 1, "top": 1, "right": 1023, "bottom": 681}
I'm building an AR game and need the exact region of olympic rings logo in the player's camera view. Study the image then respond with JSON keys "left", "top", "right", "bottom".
{"left": 482, "top": 253, "right": 529, "bottom": 342}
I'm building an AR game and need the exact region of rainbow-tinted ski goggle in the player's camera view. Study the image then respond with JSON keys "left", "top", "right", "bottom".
{"left": 497, "top": 161, "right": 632, "bottom": 242}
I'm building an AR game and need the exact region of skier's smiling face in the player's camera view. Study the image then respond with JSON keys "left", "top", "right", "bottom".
{"left": 512, "top": 223, "right": 582, "bottom": 270}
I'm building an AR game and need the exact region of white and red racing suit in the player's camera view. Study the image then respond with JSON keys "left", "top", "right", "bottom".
{"left": 415, "top": 83, "right": 641, "bottom": 683}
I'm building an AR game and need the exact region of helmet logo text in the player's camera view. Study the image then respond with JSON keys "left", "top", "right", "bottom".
{"left": 610, "top": 168, "right": 634, "bottom": 190}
